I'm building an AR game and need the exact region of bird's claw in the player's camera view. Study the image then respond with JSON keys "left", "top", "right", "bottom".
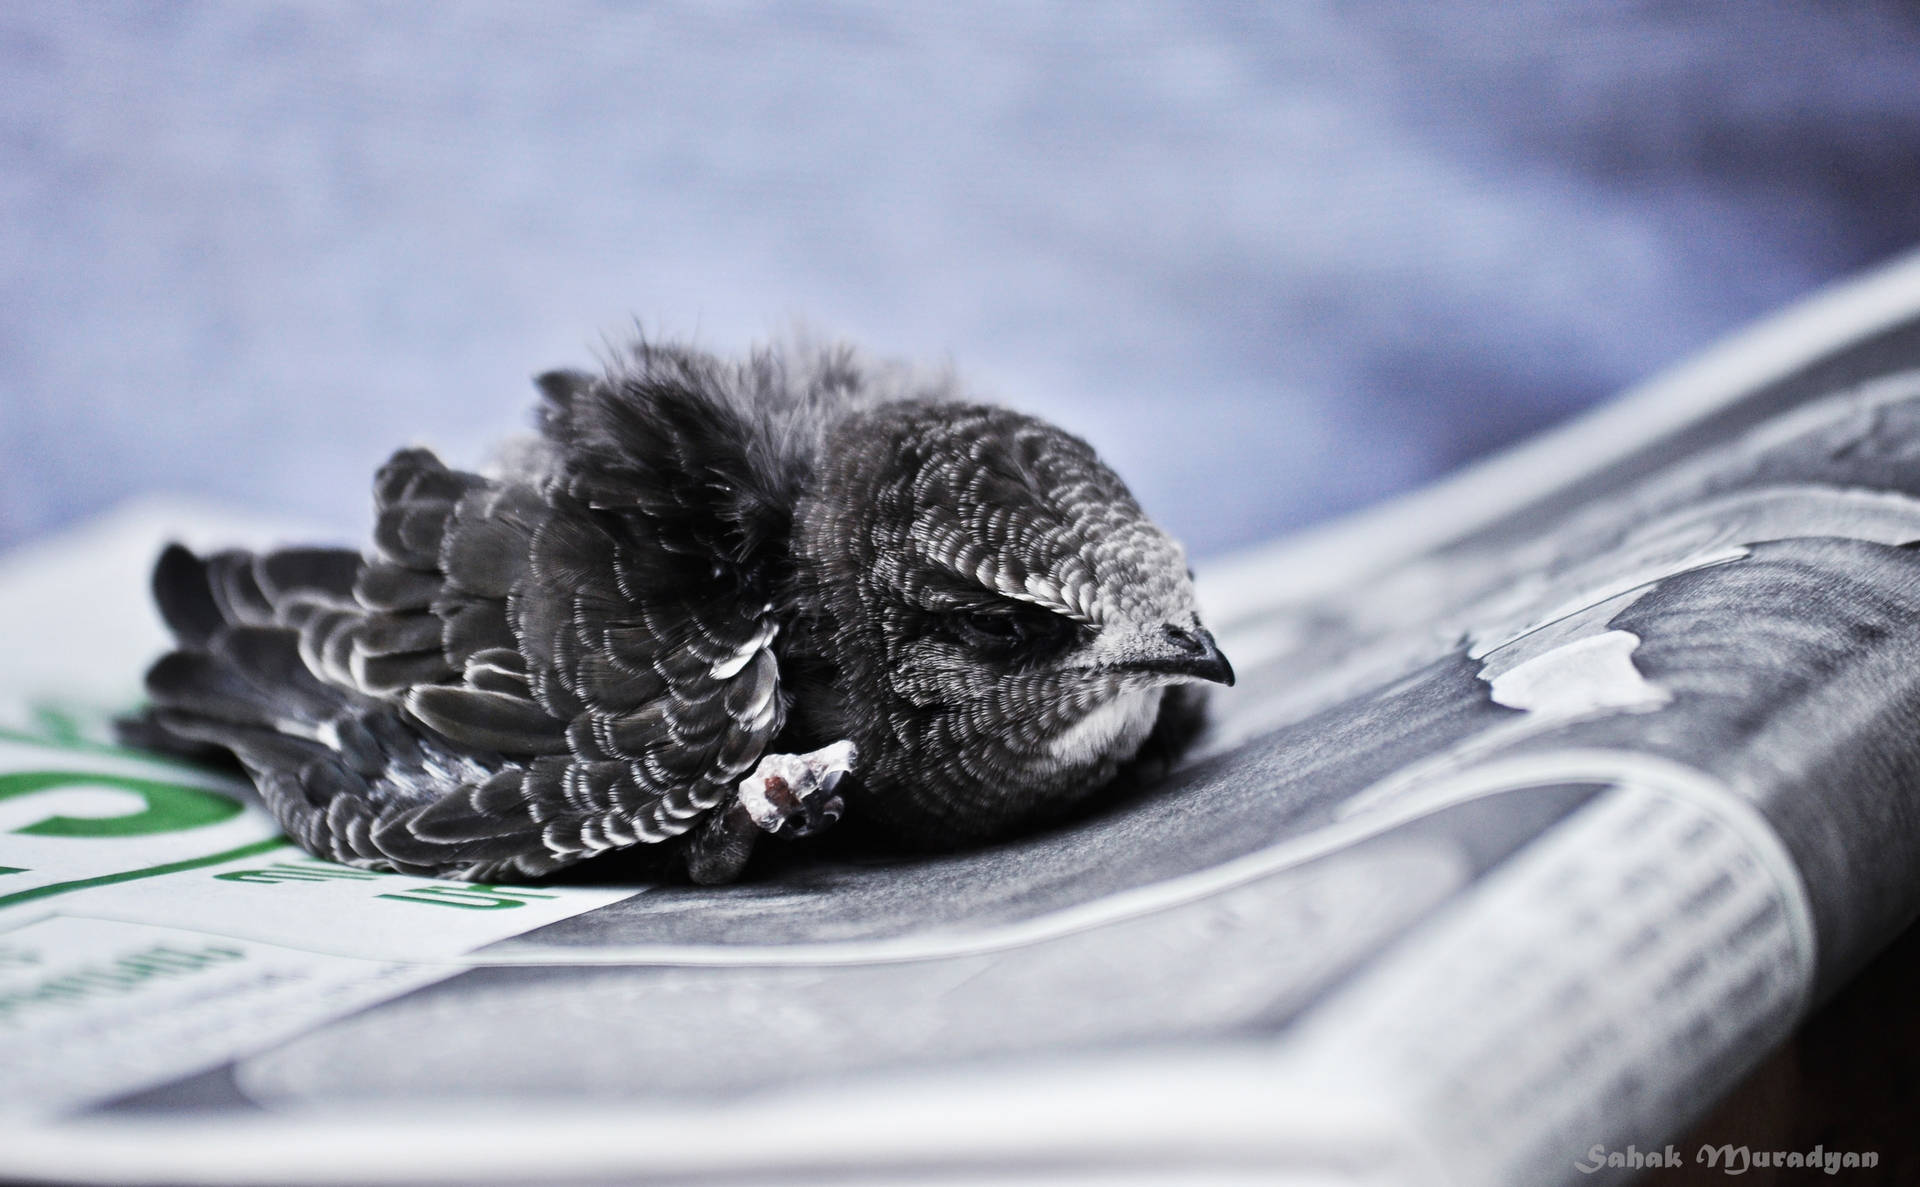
{"left": 738, "top": 740, "right": 856, "bottom": 837}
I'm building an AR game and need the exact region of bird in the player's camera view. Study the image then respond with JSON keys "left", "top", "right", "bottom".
{"left": 127, "top": 339, "right": 1235, "bottom": 885}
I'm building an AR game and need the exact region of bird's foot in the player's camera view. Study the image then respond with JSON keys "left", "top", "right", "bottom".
{"left": 683, "top": 802, "right": 759, "bottom": 885}
{"left": 738, "top": 740, "right": 856, "bottom": 837}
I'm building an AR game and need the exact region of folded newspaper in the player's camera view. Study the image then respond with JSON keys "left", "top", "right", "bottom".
{"left": 8, "top": 251, "right": 1920, "bottom": 1186}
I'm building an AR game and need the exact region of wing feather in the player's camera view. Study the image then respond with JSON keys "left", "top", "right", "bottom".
{"left": 405, "top": 685, "right": 570, "bottom": 755}
{"left": 133, "top": 341, "right": 815, "bottom": 881}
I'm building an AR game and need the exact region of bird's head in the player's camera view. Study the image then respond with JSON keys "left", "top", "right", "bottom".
{"left": 791, "top": 399, "right": 1232, "bottom": 847}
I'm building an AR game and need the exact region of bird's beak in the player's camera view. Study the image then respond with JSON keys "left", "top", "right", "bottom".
{"left": 1097, "top": 621, "right": 1236, "bottom": 687}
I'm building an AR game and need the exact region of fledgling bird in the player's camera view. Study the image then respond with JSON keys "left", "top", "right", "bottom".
{"left": 129, "top": 341, "right": 1234, "bottom": 884}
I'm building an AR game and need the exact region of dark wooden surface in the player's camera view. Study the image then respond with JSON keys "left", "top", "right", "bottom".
{"left": 1666, "top": 916, "right": 1920, "bottom": 1184}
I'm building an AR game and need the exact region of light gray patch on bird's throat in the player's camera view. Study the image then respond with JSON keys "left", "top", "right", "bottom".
{"left": 1041, "top": 686, "right": 1164, "bottom": 773}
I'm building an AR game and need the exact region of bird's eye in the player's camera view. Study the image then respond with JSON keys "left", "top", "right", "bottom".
{"left": 942, "top": 600, "right": 1081, "bottom": 661}
{"left": 951, "top": 609, "right": 1028, "bottom": 650}
{"left": 956, "top": 610, "right": 1021, "bottom": 645}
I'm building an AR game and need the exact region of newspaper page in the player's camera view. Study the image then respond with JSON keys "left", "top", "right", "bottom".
{"left": 5, "top": 250, "right": 1920, "bottom": 1185}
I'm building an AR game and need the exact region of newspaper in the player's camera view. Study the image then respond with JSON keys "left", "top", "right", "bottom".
{"left": 6, "top": 249, "right": 1920, "bottom": 1185}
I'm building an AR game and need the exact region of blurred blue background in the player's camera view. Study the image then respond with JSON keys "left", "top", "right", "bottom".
{"left": 5, "top": 3, "right": 1920, "bottom": 560}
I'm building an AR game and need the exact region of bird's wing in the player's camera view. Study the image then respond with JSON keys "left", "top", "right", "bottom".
{"left": 140, "top": 442, "right": 787, "bottom": 880}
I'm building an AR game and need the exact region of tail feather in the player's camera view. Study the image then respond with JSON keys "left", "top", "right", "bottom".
{"left": 210, "top": 626, "right": 353, "bottom": 723}
{"left": 257, "top": 547, "right": 362, "bottom": 605}
{"left": 203, "top": 549, "right": 276, "bottom": 626}
{"left": 123, "top": 542, "right": 554, "bottom": 879}
{"left": 125, "top": 500, "right": 661, "bottom": 882}
{"left": 145, "top": 649, "right": 289, "bottom": 730}
{"left": 149, "top": 709, "right": 330, "bottom": 780}
{"left": 132, "top": 544, "right": 372, "bottom": 763}
{"left": 150, "top": 543, "right": 224, "bottom": 646}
